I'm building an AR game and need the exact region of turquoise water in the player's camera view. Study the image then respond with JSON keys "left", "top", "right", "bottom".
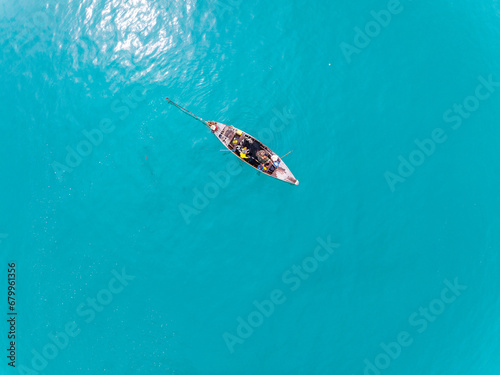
{"left": 2, "top": 0, "right": 500, "bottom": 374}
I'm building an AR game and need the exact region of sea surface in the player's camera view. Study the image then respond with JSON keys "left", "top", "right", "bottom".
{"left": 1, "top": 0, "right": 500, "bottom": 374}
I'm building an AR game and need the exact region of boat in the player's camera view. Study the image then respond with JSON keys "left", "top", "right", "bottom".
{"left": 166, "top": 98, "right": 299, "bottom": 185}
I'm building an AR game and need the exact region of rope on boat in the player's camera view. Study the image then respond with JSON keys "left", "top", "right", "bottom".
{"left": 165, "top": 98, "right": 209, "bottom": 127}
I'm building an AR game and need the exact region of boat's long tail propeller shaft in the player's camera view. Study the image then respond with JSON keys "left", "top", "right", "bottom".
{"left": 165, "top": 98, "right": 209, "bottom": 127}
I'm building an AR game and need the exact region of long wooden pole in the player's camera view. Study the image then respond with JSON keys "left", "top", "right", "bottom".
{"left": 165, "top": 98, "right": 209, "bottom": 127}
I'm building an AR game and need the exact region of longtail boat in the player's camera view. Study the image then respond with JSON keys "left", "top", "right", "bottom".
{"left": 166, "top": 98, "right": 299, "bottom": 185}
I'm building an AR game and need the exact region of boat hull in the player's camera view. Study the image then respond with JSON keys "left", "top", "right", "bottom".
{"left": 210, "top": 122, "right": 299, "bottom": 185}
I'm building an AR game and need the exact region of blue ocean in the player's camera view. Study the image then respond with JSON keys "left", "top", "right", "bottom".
{"left": 2, "top": 0, "right": 500, "bottom": 374}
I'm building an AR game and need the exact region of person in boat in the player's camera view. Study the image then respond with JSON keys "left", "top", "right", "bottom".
{"left": 256, "top": 150, "right": 269, "bottom": 164}
{"left": 240, "top": 146, "right": 249, "bottom": 159}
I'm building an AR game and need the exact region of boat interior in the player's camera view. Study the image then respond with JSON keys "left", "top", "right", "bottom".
{"left": 228, "top": 130, "right": 276, "bottom": 174}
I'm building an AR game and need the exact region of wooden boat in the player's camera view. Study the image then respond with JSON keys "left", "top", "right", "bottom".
{"left": 166, "top": 98, "right": 299, "bottom": 185}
